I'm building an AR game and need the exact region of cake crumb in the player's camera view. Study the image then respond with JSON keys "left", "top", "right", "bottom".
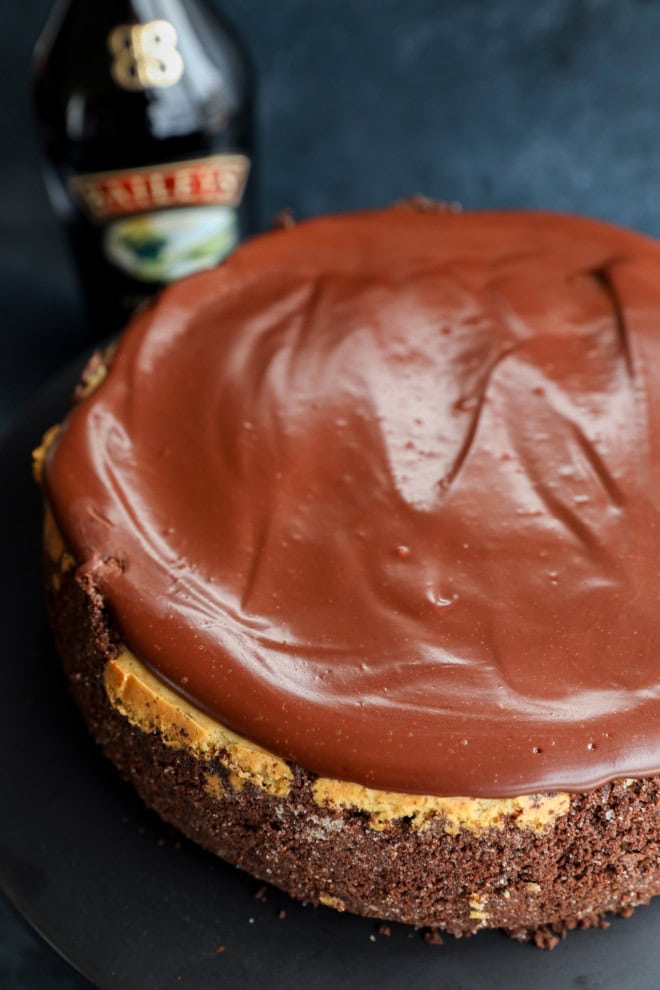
{"left": 532, "top": 927, "right": 562, "bottom": 950}
{"left": 397, "top": 194, "right": 462, "bottom": 215}
{"left": 215, "top": 945, "right": 225, "bottom": 954}
{"left": 272, "top": 208, "right": 295, "bottom": 230}
{"left": 254, "top": 886, "right": 268, "bottom": 901}
{"left": 378, "top": 924, "right": 391, "bottom": 937}
{"left": 248, "top": 917, "right": 255, "bottom": 924}
{"left": 277, "top": 909, "right": 287, "bottom": 920}
{"left": 423, "top": 928, "right": 443, "bottom": 945}
{"left": 508, "top": 923, "right": 568, "bottom": 950}
{"left": 369, "top": 934, "right": 376, "bottom": 942}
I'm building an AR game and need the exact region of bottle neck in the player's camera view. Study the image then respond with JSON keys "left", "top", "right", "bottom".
{"left": 33, "top": 0, "right": 251, "bottom": 165}
{"left": 38, "top": 0, "right": 212, "bottom": 40}
{"left": 56, "top": 0, "right": 197, "bottom": 16}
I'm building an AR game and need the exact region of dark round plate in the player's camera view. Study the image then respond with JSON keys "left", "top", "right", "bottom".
{"left": 2, "top": 361, "right": 660, "bottom": 990}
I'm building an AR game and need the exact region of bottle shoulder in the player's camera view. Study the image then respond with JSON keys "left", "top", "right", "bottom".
{"left": 32, "top": 0, "right": 252, "bottom": 162}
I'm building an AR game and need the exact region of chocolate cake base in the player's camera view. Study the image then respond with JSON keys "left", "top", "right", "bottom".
{"left": 42, "top": 518, "right": 660, "bottom": 944}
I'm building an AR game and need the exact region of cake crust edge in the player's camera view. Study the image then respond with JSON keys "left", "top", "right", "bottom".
{"left": 41, "top": 501, "right": 660, "bottom": 940}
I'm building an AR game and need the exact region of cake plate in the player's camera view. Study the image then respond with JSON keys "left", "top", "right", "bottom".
{"left": 1, "top": 359, "right": 659, "bottom": 990}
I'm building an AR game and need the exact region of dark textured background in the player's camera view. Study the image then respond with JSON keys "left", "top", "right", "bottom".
{"left": 7, "top": 0, "right": 660, "bottom": 434}
{"left": 3, "top": 0, "right": 660, "bottom": 985}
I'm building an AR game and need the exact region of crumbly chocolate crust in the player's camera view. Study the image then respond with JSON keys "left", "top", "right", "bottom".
{"left": 44, "top": 544, "right": 660, "bottom": 942}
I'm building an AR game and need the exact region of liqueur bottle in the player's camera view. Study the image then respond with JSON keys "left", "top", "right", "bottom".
{"left": 32, "top": 0, "right": 254, "bottom": 337}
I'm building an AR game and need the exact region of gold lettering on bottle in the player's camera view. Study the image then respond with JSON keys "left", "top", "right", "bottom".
{"left": 108, "top": 20, "right": 184, "bottom": 91}
{"left": 129, "top": 174, "right": 151, "bottom": 211}
{"left": 146, "top": 170, "right": 170, "bottom": 207}
{"left": 173, "top": 169, "right": 195, "bottom": 203}
{"left": 69, "top": 155, "right": 251, "bottom": 221}
{"left": 197, "top": 166, "right": 219, "bottom": 198}
{"left": 84, "top": 186, "right": 109, "bottom": 218}
{"left": 106, "top": 182, "right": 135, "bottom": 212}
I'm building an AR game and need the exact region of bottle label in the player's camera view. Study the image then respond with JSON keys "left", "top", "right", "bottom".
{"left": 70, "top": 155, "right": 249, "bottom": 221}
{"left": 108, "top": 20, "right": 184, "bottom": 91}
{"left": 70, "top": 155, "right": 250, "bottom": 284}
{"left": 104, "top": 205, "right": 238, "bottom": 283}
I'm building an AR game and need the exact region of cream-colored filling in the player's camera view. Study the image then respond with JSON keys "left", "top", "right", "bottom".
{"left": 311, "top": 776, "right": 570, "bottom": 835}
{"left": 104, "top": 651, "right": 293, "bottom": 798}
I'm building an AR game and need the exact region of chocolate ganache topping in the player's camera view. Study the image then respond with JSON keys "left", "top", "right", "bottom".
{"left": 45, "top": 206, "right": 660, "bottom": 798}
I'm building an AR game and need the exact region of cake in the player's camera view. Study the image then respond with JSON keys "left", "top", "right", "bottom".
{"left": 36, "top": 204, "right": 660, "bottom": 945}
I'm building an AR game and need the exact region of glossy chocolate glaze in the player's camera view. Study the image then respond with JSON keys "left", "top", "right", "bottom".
{"left": 44, "top": 207, "right": 660, "bottom": 797}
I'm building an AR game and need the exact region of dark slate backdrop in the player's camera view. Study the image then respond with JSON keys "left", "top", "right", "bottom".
{"left": 2, "top": 0, "right": 660, "bottom": 985}
{"left": 7, "top": 0, "right": 660, "bottom": 433}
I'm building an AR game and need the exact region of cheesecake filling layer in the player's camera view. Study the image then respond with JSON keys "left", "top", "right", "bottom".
{"left": 43, "top": 206, "right": 660, "bottom": 797}
{"left": 43, "top": 505, "right": 571, "bottom": 833}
